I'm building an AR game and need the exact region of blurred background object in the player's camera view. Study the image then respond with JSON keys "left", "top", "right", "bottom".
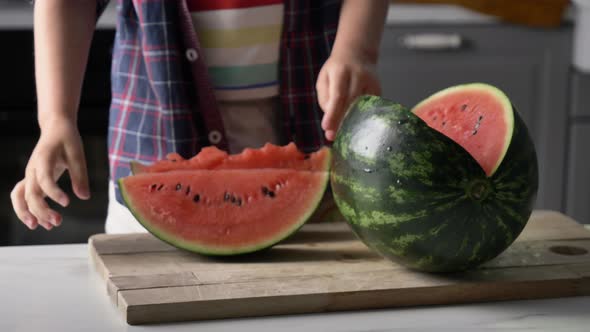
{"left": 0, "top": 1, "right": 116, "bottom": 245}
{"left": 395, "top": 0, "right": 570, "bottom": 27}
{"left": 573, "top": 0, "right": 590, "bottom": 71}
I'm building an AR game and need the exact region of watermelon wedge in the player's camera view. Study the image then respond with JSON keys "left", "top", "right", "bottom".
{"left": 119, "top": 144, "right": 332, "bottom": 255}
{"left": 130, "top": 143, "right": 331, "bottom": 174}
{"left": 412, "top": 83, "right": 514, "bottom": 176}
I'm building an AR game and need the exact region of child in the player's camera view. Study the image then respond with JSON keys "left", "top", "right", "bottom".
{"left": 11, "top": 0, "right": 387, "bottom": 232}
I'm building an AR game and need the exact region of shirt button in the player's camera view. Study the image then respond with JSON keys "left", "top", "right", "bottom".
{"left": 186, "top": 48, "right": 198, "bottom": 62}
{"left": 208, "top": 130, "right": 222, "bottom": 144}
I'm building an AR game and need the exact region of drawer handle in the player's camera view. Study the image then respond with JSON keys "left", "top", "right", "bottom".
{"left": 399, "top": 33, "right": 465, "bottom": 51}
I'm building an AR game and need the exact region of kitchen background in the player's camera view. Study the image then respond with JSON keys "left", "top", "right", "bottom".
{"left": 0, "top": 0, "right": 588, "bottom": 246}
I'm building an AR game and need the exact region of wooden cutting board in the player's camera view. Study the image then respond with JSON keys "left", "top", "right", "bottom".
{"left": 89, "top": 210, "right": 590, "bottom": 325}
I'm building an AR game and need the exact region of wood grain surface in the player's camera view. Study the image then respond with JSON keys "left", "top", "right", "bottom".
{"left": 90, "top": 210, "right": 590, "bottom": 325}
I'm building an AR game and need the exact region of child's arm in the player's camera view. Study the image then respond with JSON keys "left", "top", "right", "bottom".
{"left": 10, "top": 0, "right": 97, "bottom": 230}
{"left": 316, "top": 0, "right": 389, "bottom": 141}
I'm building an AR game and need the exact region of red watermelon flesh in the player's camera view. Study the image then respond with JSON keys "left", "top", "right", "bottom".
{"left": 119, "top": 169, "right": 329, "bottom": 255}
{"left": 130, "top": 143, "right": 330, "bottom": 174}
{"left": 412, "top": 83, "right": 514, "bottom": 176}
{"left": 130, "top": 147, "right": 228, "bottom": 174}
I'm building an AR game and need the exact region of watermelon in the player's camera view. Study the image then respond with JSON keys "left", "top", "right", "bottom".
{"left": 130, "top": 143, "right": 331, "bottom": 174}
{"left": 119, "top": 144, "right": 331, "bottom": 255}
{"left": 331, "top": 83, "right": 538, "bottom": 272}
{"left": 129, "top": 147, "right": 227, "bottom": 174}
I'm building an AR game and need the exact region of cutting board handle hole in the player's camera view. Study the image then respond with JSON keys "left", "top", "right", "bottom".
{"left": 549, "top": 245, "right": 588, "bottom": 256}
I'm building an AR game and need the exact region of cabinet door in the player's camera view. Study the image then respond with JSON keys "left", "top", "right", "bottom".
{"left": 566, "top": 123, "right": 590, "bottom": 224}
{"left": 377, "top": 25, "right": 572, "bottom": 211}
{"left": 570, "top": 72, "right": 590, "bottom": 117}
{"left": 567, "top": 73, "right": 590, "bottom": 224}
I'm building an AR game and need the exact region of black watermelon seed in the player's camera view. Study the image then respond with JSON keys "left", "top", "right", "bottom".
{"left": 150, "top": 184, "right": 157, "bottom": 191}
{"left": 157, "top": 184, "right": 164, "bottom": 191}
{"left": 461, "top": 104, "right": 467, "bottom": 111}
{"left": 175, "top": 183, "right": 182, "bottom": 191}
{"left": 268, "top": 191, "right": 275, "bottom": 198}
{"left": 261, "top": 186, "right": 269, "bottom": 195}
{"left": 185, "top": 186, "right": 191, "bottom": 195}
{"left": 230, "top": 196, "right": 236, "bottom": 203}
{"left": 236, "top": 198, "right": 242, "bottom": 206}
{"left": 193, "top": 194, "right": 200, "bottom": 202}
{"left": 472, "top": 130, "right": 478, "bottom": 136}
{"left": 224, "top": 192, "right": 231, "bottom": 201}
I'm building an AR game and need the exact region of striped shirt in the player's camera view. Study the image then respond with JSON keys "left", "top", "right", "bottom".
{"left": 96, "top": 0, "right": 341, "bottom": 204}
{"left": 187, "top": 0, "right": 284, "bottom": 100}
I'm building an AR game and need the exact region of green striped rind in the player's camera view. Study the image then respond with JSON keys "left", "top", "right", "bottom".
{"left": 129, "top": 161, "right": 146, "bottom": 175}
{"left": 331, "top": 91, "right": 538, "bottom": 272}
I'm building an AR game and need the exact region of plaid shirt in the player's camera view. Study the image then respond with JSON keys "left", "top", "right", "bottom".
{"left": 97, "top": 0, "right": 341, "bottom": 203}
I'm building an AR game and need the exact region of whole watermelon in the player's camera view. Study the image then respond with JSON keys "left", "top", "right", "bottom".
{"left": 331, "top": 86, "right": 538, "bottom": 273}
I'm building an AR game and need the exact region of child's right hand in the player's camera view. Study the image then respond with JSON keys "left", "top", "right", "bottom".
{"left": 11, "top": 118, "right": 90, "bottom": 230}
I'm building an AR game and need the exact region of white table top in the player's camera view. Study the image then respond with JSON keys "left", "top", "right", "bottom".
{"left": 1, "top": 243, "right": 589, "bottom": 332}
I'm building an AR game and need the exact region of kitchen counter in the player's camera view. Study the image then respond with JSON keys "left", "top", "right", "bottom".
{"left": 1, "top": 243, "right": 589, "bottom": 331}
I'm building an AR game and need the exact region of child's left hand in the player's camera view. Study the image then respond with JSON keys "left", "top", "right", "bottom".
{"left": 316, "top": 52, "right": 381, "bottom": 141}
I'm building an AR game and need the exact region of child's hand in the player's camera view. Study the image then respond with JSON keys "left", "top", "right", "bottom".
{"left": 11, "top": 118, "right": 90, "bottom": 230}
{"left": 316, "top": 0, "right": 388, "bottom": 141}
{"left": 316, "top": 52, "right": 381, "bottom": 141}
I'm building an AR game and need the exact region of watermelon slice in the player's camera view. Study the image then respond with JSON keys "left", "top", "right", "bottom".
{"left": 412, "top": 83, "right": 514, "bottom": 176}
{"left": 130, "top": 142, "right": 331, "bottom": 174}
{"left": 120, "top": 169, "right": 329, "bottom": 255}
{"left": 119, "top": 143, "right": 332, "bottom": 255}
